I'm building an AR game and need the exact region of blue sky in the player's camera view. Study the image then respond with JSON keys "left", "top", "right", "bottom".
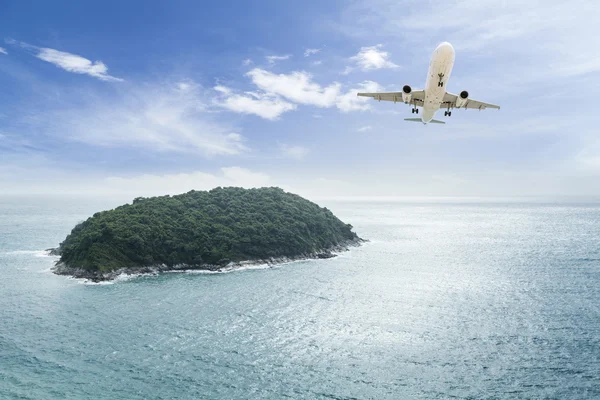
{"left": 1, "top": 0, "right": 599, "bottom": 198}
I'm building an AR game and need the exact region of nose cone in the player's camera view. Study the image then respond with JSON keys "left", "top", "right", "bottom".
{"left": 436, "top": 41, "right": 455, "bottom": 54}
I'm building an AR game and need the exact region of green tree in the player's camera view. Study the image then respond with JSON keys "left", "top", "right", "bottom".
{"left": 57, "top": 187, "right": 361, "bottom": 273}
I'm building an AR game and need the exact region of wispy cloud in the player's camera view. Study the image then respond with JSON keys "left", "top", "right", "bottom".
{"left": 0, "top": 47, "right": 7, "bottom": 55}
{"left": 336, "top": 81, "right": 382, "bottom": 112}
{"left": 213, "top": 85, "right": 297, "bottom": 120}
{"left": 242, "top": 58, "right": 253, "bottom": 66}
{"left": 28, "top": 81, "right": 247, "bottom": 155}
{"left": 0, "top": 130, "right": 42, "bottom": 153}
{"left": 341, "top": 66, "right": 353, "bottom": 75}
{"left": 36, "top": 48, "right": 123, "bottom": 81}
{"left": 279, "top": 144, "right": 309, "bottom": 160}
{"left": 357, "top": 125, "right": 372, "bottom": 132}
{"left": 346, "top": 44, "right": 398, "bottom": 73}
{"left": 266, "top": 54, "right": 291, "bottom": 65}
{"left": 248, "top": 68, "right": 380, "bottom": 112}
{"left": 216, "top": 68, "right": 382, "bottom": 118}
{"left": 214, "top": 85, "right": 232, "bottom": 95}
{"left": 6, "top": 39, "right": 123, "bottom": 81}
{"left": 304, "top": 48, "right": 321, "bottom": 57}
{"left": 0, "top": 165, "right": 274, "bottom": 196}
{"left": 247, "top": 68, "right": 340, "bottom": 107}
{"left": 337, "top": 0, "right": 600, "bottom": 81}
{"left": 103, "top": 167, "right": 272, "bottom": 196}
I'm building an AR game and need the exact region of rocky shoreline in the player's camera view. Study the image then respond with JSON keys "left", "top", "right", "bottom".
{"left": 51, "top": 239, "right": 364, "bottom": 282}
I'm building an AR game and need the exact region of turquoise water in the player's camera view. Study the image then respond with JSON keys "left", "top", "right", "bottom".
{"left": 1, "top": 196, "right": 599, "bottom": 399}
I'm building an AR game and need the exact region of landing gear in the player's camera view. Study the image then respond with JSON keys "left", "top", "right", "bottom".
{"left": 444, "top": 104, "right": 452, "bottom": 117}
{"left": 411, "top": 108, "right": 419, "bottom": 114}
{"left": 437, "top": 73, "right": 445, "bottom": 87}
{"left": 438, "top": 81, "right": 444, "bottom": 87}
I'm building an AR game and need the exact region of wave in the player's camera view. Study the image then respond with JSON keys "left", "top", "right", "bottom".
{"left": 176, "top": 262, "right": 285, "bottom": 275}
{"left": 4, "top": 250, "right": 58, "bottom": 258}
{"left": 74, "top": 259, "right": 300, "bottom": 284}
{"left": 68, "top": 271, "right": 161, "bottom": 285}
{"left": 74, "top": 277, "right": 115, "bottom": 286}
{"left": 54, "top": 240, "right": 364, "bottom": 284}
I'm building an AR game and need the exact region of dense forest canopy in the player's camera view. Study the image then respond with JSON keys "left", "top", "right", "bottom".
{"left": 57, "top": 187, "right": 361, "bottom": 273}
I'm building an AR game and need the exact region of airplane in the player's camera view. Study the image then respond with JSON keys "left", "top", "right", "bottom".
{"left": 357, "top": 42, "right": 500, "bottom": 124}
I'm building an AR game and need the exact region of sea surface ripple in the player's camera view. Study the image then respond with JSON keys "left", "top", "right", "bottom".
{"left": 0, "top": 196, "right": 599, "bottom": 399}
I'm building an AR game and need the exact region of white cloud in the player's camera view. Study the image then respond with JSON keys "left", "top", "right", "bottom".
{"left": 242, "top": 58, "right": 253, "bottom": 66}
{"left": 5, "top": 149, "right": 600, "bottom": 198}
{"left": 220, "top": 166, "right": 271, "bottom": 186}
{"left": 7, "top": 40, "right": 122, "bottom": 81}
{"left": 177, "top": 82, "right": 191, "bottom": 91}
{"left": 312, "top": 60, "right": 322, "bottom": 66}
{"left": 36, "top": 48, "right": 123, "bottom": 81}
{"left": 379, "top": 0, "right": 588, "bottom": 53}
{"left": 213, "top": 85, "right": 296, "bottom": 120}
{"left": 280, "top": 144, "right": 309, "bottom": 160}
{"left": 289, "top": 177, "right": 361, "bottom": 199}
{"left": 35, "top": 81, "right": 247, "bottom": 155}
{"left": 103, "top": 167, "right": 272, "bottom": 196}
{"left": 338, "top": 0, "right": 600, "bottom": 81}
{"left": 266, "top": 54, "right": 291, "bottom": 64}
{"left": 0, "top": 166, "right": 274, "bottom": 197}
{"left": 216, "top": 68, "right": 382, "bottom": 118}
{"left": 219, "top": 93, "right": 296, "bottom": 120}
{"left": 304, "top": 48, "right": 321, "bottom": 57}
{"left": 0, "top": 47, "right": 7, "bottom": 55}
{"left": 247, "top": 68, "right": 340, "bottom": 107}
{"left": 348, "top": 44, "right": 398, "bottom": 72}
{"left": 335, "top": 80, "right": 382, "bottom": 112}
{"left": 214, "top": 85, "right": 232, "bottom": 95}
{"left": 357, "top": 125, "right": 372, "bottom": 132}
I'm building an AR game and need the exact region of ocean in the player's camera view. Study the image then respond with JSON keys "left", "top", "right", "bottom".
{"left": 0, "top": 196, "right": 599, "bottom": 399}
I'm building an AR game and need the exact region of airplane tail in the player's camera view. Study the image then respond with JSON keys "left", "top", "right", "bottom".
{"left": 403, "top": 118, "right": 445, "bottom": 124}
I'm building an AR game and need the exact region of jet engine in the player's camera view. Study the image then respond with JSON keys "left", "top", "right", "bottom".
{"left": 402, "top": 85, "right": 412, "bottom": 103}
{"left": 456, "top": 90, "right": 469, "bottom": 108}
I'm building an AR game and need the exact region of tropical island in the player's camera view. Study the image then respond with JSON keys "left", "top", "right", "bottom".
{"left": 52, "top": 187, "right": 363, "bottom": 281}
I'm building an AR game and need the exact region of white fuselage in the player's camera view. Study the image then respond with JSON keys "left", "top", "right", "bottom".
{"left": 420, "top": 42, "right": 455, "bottom": 123}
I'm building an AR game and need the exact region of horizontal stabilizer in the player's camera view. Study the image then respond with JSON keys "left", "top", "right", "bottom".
{"left": 429, "top": 119, "right": 446, "bottom": 124}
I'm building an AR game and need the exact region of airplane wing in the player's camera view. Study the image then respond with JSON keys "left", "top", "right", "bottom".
{"left": 357, "top": 90, "right": 425, "bottom": 105}
{"left": 443, "top": 92, "right": 500, "bottom": 110}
